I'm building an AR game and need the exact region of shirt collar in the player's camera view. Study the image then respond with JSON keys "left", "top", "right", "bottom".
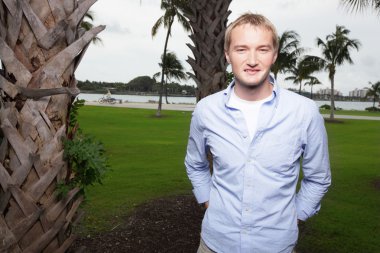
{"left": 224, "top": 74, "right": 280, "bottom": 108}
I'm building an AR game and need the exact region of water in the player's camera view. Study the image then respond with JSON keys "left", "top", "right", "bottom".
{"left": 78, "top": 93, "right": 376, "bottom": 111}
{"left": 78, "top": 93, "right": 196, "bottom": 104}
{"left": 314, "top": 101, "right": 375, "bottom": 111}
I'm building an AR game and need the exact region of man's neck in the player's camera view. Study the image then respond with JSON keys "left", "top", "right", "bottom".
{"left": 234, "top": 81, "right": 273, "bottom": 101}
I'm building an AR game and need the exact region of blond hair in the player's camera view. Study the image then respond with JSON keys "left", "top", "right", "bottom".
{"left": 224, "top": 13, "right": 279, "bottom": 51}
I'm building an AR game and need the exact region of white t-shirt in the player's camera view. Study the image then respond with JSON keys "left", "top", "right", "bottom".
{"left": 228, "top": 88, "right": 273, "bottom": 140}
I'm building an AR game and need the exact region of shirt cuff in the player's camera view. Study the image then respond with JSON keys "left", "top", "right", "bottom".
{"left": 296, "top": 197, "right": 321, "bottom": 221}
{"left": 192, "top": 183, "right": 211, "bottom": 204}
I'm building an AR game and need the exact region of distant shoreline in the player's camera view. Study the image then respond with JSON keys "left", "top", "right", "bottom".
{"left": 79, "top": 90, "right": 194, "bottom": 98}
{"left": 79, "top": 90, "right": 375, "bottom": 102}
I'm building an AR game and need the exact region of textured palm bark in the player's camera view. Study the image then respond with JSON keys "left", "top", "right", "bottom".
{"left": 184, "top": 0, "right": 231, "bottom": 101}
{"left": 0, "top": 0, "right": 104, "bottom": 252}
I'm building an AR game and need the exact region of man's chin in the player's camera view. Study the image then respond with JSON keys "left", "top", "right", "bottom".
{"left": 237, "top": 79, "right": 265, "bottom": 90}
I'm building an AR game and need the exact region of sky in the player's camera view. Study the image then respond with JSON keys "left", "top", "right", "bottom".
{"left": 76, "top": 0, "right": 380, "bottom": 96}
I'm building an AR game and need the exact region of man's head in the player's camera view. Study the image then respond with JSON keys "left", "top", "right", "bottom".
{"left": 224, "top": 13, "right": 278, "bottom": 97}
{"left": 224, "top": 13, "right": 279, "bottom": 52}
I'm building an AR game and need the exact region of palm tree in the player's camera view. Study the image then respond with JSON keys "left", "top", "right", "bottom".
{"left": 272, "top": 30, "right": 304, "bottom": 80}
{"left": 81, "top": 11, "right": 103, "bottom": 45}
{"left": 153, "top": 51, "right": 188, "bottom": 103}
{"left": 152, "top": 0, "right": 191, "bottom": 116}
{"left": 366, "top": 81, "right": 380, "bottom": 108}
{"left": 183, "top": 0, "right": 232, "bottom": 101}
{"left": 304, "top": 76, "right": 322, "bottom": 99}
{"left": 0, "top": 1, "right": 104, "bottom": 252}
{"left": 285, "top": 58, "right": 318, "bottom": 95}
{"left": 304, "top": 25, "right": 361, "bottom": 119}
{"left": 341, "top": 0, "right": 380, "bottom": 13}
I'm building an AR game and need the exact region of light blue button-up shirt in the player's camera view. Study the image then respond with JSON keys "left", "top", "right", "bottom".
{"left": 185, "top": 78, "right": 331, "bottom": 253}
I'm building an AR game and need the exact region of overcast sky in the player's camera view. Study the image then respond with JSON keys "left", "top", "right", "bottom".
{"left": 76, "top": 0, "right": 380, "bottom": 95}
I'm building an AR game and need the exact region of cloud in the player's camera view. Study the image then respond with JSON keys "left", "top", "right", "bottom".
{"left": 104, "top": 22, "right": 130, "bottom": 34}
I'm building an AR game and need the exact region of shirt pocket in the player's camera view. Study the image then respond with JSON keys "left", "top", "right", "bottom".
{"left": 256, "top": 133, "right": 299, "bottom": 175}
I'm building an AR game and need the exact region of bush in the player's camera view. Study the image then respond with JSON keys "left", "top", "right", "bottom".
{"left": 319, "top": 104, "right": 342, "bottom": 110}
{"left": 320, "top": 104, "right": 331, "bottom": 110}
{"left": 365, "top": 106, "right": 380, "bottom": 112}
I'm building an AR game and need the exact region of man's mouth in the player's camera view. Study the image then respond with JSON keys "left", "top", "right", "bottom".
{"left": 244, "top": 68, "right": 260, "bottom": 74}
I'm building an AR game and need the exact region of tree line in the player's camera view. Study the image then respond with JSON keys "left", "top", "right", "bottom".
{"left": 77, "top": 76, "right": 196, "bottom": 96}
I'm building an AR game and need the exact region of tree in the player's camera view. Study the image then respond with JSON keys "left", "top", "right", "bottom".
{"left": 0, "top": 1, "right": 104, "bottom": 252}
{"left": 81, "top": 11, "right": 103, "bottom": 45}
{"left": 304, "top": 76, "right": 322, "bottom": 99}
{"left": 127, "top": 76, "right": 156, "bottom": 92}
{"left": 183, "top": 0, "right": 232, "bottom": 101}
{"left": 285, "top": 58, "right": 319, "bottom": 95}
{"left": 366, "top": 81, "right": 380, "bottom": 108}
{"left": 153, "top": 51, "right": 187, "bottom": 103}
{"left": 152, "top": 0, "right": 191, "bottom": 116}
{"left": 271, "top": 30, "right": 304, "bottom": 80}
{"left": 341, "top": 0, "right": 380, "bottom": 13}
{"left": 304, "top": 25, "right": 360, "bottom": 119}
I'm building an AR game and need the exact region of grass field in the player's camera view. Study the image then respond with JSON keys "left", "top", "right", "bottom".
{"left": 77, "top": 106, "right": 380, "bottom": 252}
{"left": 77, "top": 106, "right": 193, "bottom": 233}
{"left": 319, "top": 108, "right": 380, "bottom": 117}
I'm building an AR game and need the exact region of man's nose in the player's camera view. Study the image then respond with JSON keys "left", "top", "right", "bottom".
{"left": 246, "top": 51, "right": 257, "bottom": 65}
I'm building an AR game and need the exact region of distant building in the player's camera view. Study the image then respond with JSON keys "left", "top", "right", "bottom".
{"left": 316, "top": 88, "right": 343, "bottom": 96}
{"left": 349, "top": 88, "right": 368, "bottom": 98}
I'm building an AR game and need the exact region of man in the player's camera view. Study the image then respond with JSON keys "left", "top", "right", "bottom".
{"left": 185, "top": 13, "right": 331, "bottom": 253}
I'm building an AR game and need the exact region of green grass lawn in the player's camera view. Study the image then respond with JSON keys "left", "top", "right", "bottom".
{"left": 77, "top": 106, "right": 380, "bottom": 252}
{"left": 320, "top": 108, "right": 380, "bottom": 117}
{"left": 296, "top": 119, "right": 380, "bottom": 253}
{"left": 76, "top": 106, "right": 193, "bottom": 233}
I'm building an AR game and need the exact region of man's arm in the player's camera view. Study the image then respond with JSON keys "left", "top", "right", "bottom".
{"left": 296, "top": 104, "right": 332, "bottom": 221}
{"left": 184, "top": 105, "right": 212, "bottom": 204}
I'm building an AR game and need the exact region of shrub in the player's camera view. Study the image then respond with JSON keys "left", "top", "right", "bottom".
{"left": 365, "top": 106, "right": 380, "bottom": 112}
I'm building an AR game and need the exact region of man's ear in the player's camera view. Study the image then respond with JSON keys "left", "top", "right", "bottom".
{"left": 272, "top": 51, "right": 278, "bottom": 64}
{"left": 225, "top": 51, "right": 231, "bottom": 64}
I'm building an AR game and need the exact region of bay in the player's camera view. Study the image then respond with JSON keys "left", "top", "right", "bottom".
{"left": 78, "top": 93, "right": 376, "bottom": 111}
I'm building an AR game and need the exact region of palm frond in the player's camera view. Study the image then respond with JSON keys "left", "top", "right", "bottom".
{"left": 152, "top": 17, "right": 164, "bottom": 37}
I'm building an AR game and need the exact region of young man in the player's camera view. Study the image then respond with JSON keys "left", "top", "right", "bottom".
{"left": 185, "top": 13, "right": 331, "bottom": 253}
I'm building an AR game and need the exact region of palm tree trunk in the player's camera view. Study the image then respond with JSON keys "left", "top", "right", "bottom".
{"left": 0, "top": 1, "right": 103, "bottom": 252}
{"left": 311, "top": 85, "right": 313, "bottom": 99}
{"left": 330, "top": 75, "right": 336, "bottom": 119}
{"left": 299, "top": 82, "right": 302, "bottom": 94}
{"left": 184, "top": 0, "right": 232, "bottom": 101}
{"left": 156, "top": 19, "right": 173, "bottom": 117}
{"left": 165, "top": 78, "right": 170, "bottom": 104}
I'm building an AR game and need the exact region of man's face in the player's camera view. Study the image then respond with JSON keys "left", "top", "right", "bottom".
{"left": 225, "top": 24, "right": 277, "bottom": 89}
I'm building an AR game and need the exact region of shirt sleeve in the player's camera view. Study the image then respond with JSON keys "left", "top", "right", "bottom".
{"left": 296, "top": 103, "right": 331, "bottom": 221}
{"left": 184, "top": 105, "right": 212, "bottom": 204}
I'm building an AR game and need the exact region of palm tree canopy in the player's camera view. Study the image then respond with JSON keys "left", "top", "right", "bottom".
{"left": 305, "top": 25, "right": 360, "bottom": 81}
{"left": 156, "top": 51, "right": 188, "bottom": 82}
{"left": 285, "top": 57, "right": 319, "bottom": 84}
{"left": 304, "top": 76, "right": 322, "bottom": 86}
{"left": 271, "top": 30, "right": 304, "bottom": 78}
{"left": 340, "top": 0, "right": 380, "bottom": 13}
{"left": 81, "top": 11, "right": 102, "bottom": 45}
{"left": 366, "top": 81, "right": 380, "bottom": 97}
{"left": 151, "top": 0, "right": 191, "bottom": 37}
